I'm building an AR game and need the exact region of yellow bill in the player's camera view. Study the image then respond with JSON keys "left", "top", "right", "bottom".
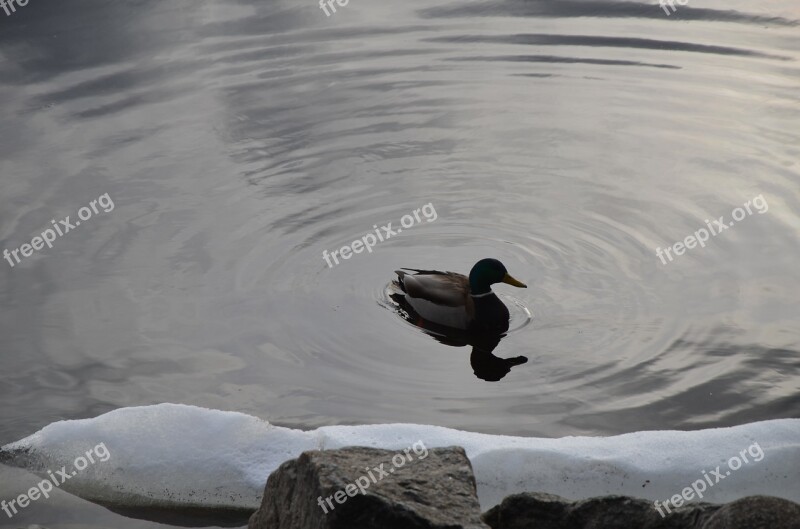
{"left": 502, "top": 273, "right": 527, "bottom": 288}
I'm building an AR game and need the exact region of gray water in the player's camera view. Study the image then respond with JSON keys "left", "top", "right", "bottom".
{"left": 1, "top": 0, "right": 799, "bottom": 526}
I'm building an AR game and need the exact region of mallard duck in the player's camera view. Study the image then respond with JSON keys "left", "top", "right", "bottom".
{"left": 393, "top": 258, "right": 527, "bottom": 333}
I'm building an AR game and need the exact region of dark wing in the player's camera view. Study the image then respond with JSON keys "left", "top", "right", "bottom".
{"left": 394, "top": 269, "right": 469, "bottom": 307}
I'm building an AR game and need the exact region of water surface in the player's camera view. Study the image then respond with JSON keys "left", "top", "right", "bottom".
{"left": 1, "top": 0, "right": 799, "bottom": 525}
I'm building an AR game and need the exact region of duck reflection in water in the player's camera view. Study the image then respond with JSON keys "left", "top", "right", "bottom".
{"left": 390, "top": 258, "right": 529, "bottom": 382}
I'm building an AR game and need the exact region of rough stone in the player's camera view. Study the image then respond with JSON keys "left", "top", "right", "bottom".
{"left": 702, "top": 495, "right": 800, "bottom": 529}
{"left": 248, "top": 445, "right": 489, "bottom": 529}
{"left": 482, "top": 491, "right": 721, "bottom": 529}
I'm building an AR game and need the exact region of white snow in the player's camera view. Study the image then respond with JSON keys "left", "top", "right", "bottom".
{"left": 2, "top": 403, "right": 798, "bottom": 511}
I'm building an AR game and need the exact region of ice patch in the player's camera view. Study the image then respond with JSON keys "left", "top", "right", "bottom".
{"left": 1, "top": 403, "right": 798, "bottom": 511}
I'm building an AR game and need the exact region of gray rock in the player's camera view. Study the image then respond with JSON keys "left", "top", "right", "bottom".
{"left": 702, "top": 496, "right": 800, "bottom": 529}
{"left": 481, "top": 492, "right": 569, "bottom": 529}
{"left": 248, "top": 445, "right": 489, "bottom": 529}
{"left": 569, "top": 494, "right": 719, "bottom": 528}
{"left": 482, "top": 492, "right": 721, "bottom": 529}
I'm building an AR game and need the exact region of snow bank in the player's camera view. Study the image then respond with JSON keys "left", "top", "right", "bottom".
{"left": 1, "top": 403, "right": 798, "bottom": 511}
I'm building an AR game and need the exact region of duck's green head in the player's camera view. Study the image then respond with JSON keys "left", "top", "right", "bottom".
{"left": 469, "top": 258, "right": 527, "bottom": 295}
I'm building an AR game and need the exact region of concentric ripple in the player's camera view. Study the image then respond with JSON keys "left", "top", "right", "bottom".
{"left": 0, "top": 0, "right": 798, "bottom": 449}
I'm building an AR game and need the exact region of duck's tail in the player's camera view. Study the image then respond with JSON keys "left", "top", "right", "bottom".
{"left": 393, "top": 270, "right": 409, "bottom": 292}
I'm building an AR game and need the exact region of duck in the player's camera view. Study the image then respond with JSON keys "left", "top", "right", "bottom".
{"left": 393, "top": 258, "right": 527, "bottom": 334}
